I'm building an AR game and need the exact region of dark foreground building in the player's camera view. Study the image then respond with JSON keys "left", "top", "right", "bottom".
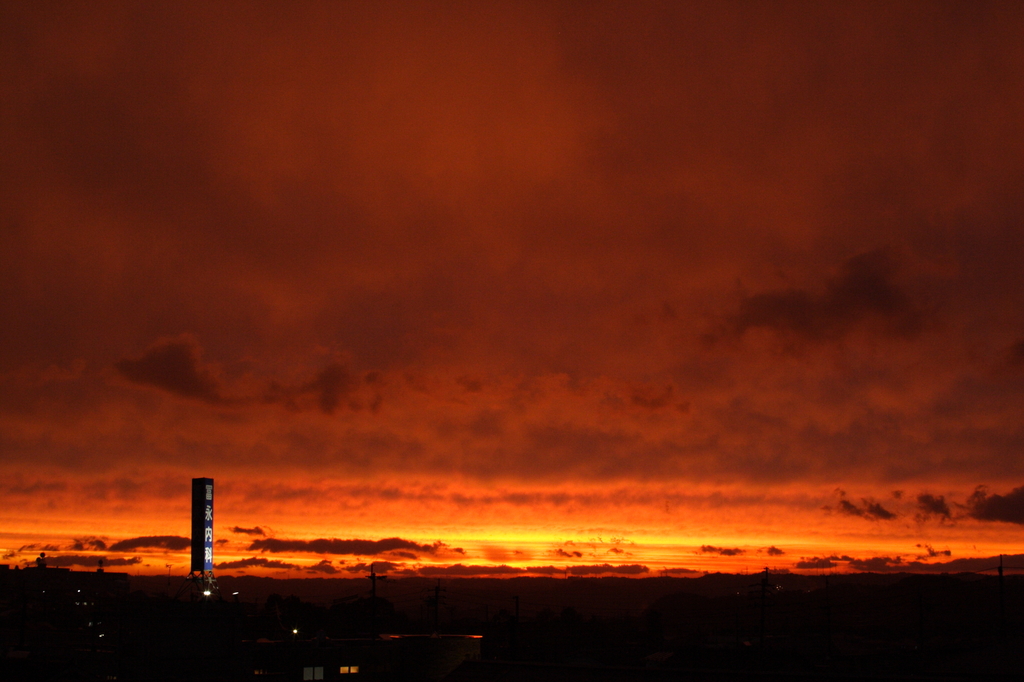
{"left": 441, "top": 659, "right": 1022, "bottom": 682}
{"left": 1, "top": 563, "right": 130, "bottom": 680}
{"left": 6, "top": 567, "right": 1024, "bottom": 681}
{"left": 1, "top": 565, "right": 480, "bottom": 681}
{"left": 248, "top": 635, "right": 480, "bottom": 681}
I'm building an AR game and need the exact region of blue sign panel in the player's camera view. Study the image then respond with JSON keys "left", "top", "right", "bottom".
{"left": 191, "top": 477, "right": 214, "bottom": 572}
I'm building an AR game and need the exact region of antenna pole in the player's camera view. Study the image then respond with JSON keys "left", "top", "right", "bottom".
{"left": 759, "top": 567, "right": 768, "bottom": 650}
{"left": 511, "top": 595, "right": 519, "bottom": 661}
{"left": 434, "top": 579, "right": 441, "bottom": 632}
{"left": 367, "top": 562, "right": 388, "bottom": 641}
{"left": 999, "top": 554, "right": 1006, "bottom": 640}
{"left": 824, "top": 574, "right": 832, "bottom": 661}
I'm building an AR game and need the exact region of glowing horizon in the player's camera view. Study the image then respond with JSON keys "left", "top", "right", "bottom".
{"left": 4, "top": 471, "right": 1020, "bottom": 578}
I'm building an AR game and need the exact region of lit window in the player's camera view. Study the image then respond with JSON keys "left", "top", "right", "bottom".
{"left": 304, "top": 667, "right": 323, "bottom": 680}
{"left": 339, "top": 666, "right": 359, "bottom": 674}
{"left": 303, "top": 668, "right": 312, "bottom": 681}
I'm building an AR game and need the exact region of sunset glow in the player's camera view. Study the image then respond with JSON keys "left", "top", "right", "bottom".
{"left": 3, "top": 1, "right": 1024, "bottom": 579}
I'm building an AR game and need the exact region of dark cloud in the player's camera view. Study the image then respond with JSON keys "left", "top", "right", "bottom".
{"left": 249, "top": 537, "right": 445, "bottom": 556}
{"left": 916, "top": 493, "right": 951, "bottom": 520}
{"left": 523, "top": 424, "right": 642, "bottom": 478}
{"left": 419, "top": 564, "right": 528, "bottom": 577}
{"left": 39, "top": 555, "right": 141, "bottom": 568}
{"left": 531, "top": 566, "right": 574, "bottom": 576}
{"left": 308, "top": 364, "right": 354, "bottom": 414}
{"left": 305, "top": 560, "right": 339, "bottom": 574}
{"left": 345, "top": 562, "right": 404, "bottom": 574}
{"left": 215, "top": 557, "right": 300, "bottom": 570}
{"left": 700, "top": 545, "right": 744, "bottom": 556}
{"left": 794, "top": 553, "right": 1021, "bottom": 574}
{"left": 468, "top": 410, "right": 504, "bottom": 438}
{"left": 19, "top": 543, "right": 61, "bottom": 552}
{"left": 727, "top": 249, "right": 922, "bottom": 342}
{"left": 70, "top": 536, "right": 108, "bottom": 551}
{"left": 837, "top": 499, "right": 863, "bottom": 516}
{"left": 265, "top": 364, "right": 381, "bottom": 414}
{"left": 847, "top": 556, "right": 903, "bottom": 572}
{"left": 457, "top": 376, "right": 484, "bottom": 392}
{"left": 117, "top": 343, "right": 378, "bottom": 415}
{"left": 1, "top": 480, "right": 67, "bottom": 496}
{"left": 1009, "top": 340, "right": 1024, "bottom": 365}
{"left": 901, "top": 553, "right": 1024, "bottom": 573}
{"left": 660, "top": 567, "right": 701, "bottom": 575}
{"left": 415, "top": 564, "right": 569, "bottom": 577}
{"left": 108, "top": 535, "right": 190, "bottom": 551}
{"left": 765, "top": 546, "right": 785, "bottom": 556}
{"left": 115, "top": 336, "right": 222, "bottom": 402}
{"left": 832, "top": 492, "right": 896, "bottom": 521}
{"left": 794, "top": 554, "right": 855, "bottom": 570}
{"left": 968, "top": 485, "right": 1024, "bottom": 524}
{"left": 630, "top": 384, "right": 674, "bottom": 410}
{"left": 915, "top": 544, "right": 951, "bottom": 560}
{"left": 568, "top": 564, "right": 649, "bottom": 576}
{"left": 863, "top": 501, "right": 896, "bottom": 520}
{"left": 231, "top": 526, "right": 266, "bottom": 536}
{"left": 555, "top": 548, "right": 583, "bottom": 558}
{"left": 795, "top": 557, "right": 835, "bottom": 569}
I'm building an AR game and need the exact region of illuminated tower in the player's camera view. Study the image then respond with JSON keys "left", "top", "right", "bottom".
{"left": 178, "top": 477, "right": 219, "bottom": 599}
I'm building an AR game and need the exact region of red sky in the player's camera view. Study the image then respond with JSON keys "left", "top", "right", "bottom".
{"left": 3, "top": 1, "right": 1024, "bottom": 578}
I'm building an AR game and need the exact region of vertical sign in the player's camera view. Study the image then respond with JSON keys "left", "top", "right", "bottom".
{"left": 191, "top": 477, "right": 214, "bottom": 572}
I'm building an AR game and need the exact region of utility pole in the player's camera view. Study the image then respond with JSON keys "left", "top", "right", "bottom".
{"left": 824, "top": 574, "right": 832, "bottom": 661}
{"left": 917, "top": 591, "right": 925, "bottom": 652}
{"left": 433, "top": 579, "right": 442, "bottom": 633}
{"left": 759, "top": 567, "right": 769, "bottom": 650}
{"left": 511, "top": 595, "right": 519, "bottom": 661}
{"left": 368, "top": 563, "right": 386, "bottom": 642}
{"left": 998, "top": 554, "right": 1006, "bottom": 640}
{"left": 734, "top": 599, "right": 741, "bottom": 648}
{"left": 749, "top": 567, "right": 773, "bottom": 651}
{"left": 19, "top": 577, "right": 27, "bottom": 649}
